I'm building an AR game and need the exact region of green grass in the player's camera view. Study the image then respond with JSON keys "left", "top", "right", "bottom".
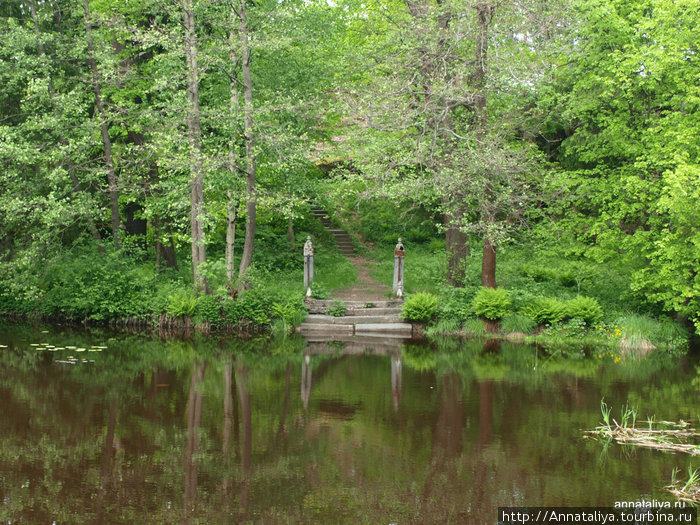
{"left": 362, "top": 238, "right": 690, "bottom": 350}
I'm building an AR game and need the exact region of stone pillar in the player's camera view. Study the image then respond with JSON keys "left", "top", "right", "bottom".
{"left": 303, "top": 236, "right": 314, "bottom": 297}
{"left": 392, "top": 237, "right": 405, "bottom": 297}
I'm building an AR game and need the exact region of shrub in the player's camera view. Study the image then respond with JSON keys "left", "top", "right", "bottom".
{"left": 564, "top": 296, "right": 602, "bottom": 324}
{"left": 520, "top": 297, "right": 567, "bottom": 325}
{"left": 501, "top": 313, "right": 536, "bottom": 334}
{"left": 166, "top": 289, "right": 198, "bottom": 318}
{"left": 271, "top": 300, "right": 307, "bottom": 327}
{"left": 471, "top": 287, "right": 511, "bottom": 320}
{"left": 401, "top": 292, "right": 438, "bottom": 323}
{"left": 327, "top": 300, "right": 346, "bottom": 317}
{"left": 438, "top": 286, "right": 476, "bottom": 321}
{"left": 194, "top": 294, "right": 221, "bottom": 325}
{"left": 223, "top": 289, "right": 277, "bottom": 326}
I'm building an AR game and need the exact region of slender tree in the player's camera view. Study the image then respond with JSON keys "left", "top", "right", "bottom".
{"left": 236, "top": 0, "right": 257, "bottom": 292}
{"left": 83, "top": 0, "right": 121, "bottom": 249}
{"left": 182, "top": 0, "right": 208, "bottom": 292}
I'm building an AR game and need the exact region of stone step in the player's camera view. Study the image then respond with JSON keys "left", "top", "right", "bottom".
{"left": 307, "top": 299, "right": 403, "bottom": 308}
{"left": 307, "top": 306, "right": 402, "bottom": 315}
{"left": 303, "top": 314, "right": 403, "bottom": 325}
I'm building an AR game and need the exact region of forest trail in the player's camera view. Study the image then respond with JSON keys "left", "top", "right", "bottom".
{"left": 300, "top": 208, "right": 412, "bottom": 339}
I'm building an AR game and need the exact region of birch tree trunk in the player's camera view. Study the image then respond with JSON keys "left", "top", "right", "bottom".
{"left": 183, "top": 0, "right": 207, "bottom": 292}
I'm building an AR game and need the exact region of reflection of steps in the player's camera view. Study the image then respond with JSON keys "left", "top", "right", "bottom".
{"left": 305, "top": 335, "right": 406, "bottom": 355}
{"left": 311, "top": 207, "right": 355, "bottom": 256}
{"left": 299, "top": 300, "right": 413, "bottom": 338}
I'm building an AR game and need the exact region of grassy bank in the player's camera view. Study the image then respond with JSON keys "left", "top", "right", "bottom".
{"left": 0, "top": 218, "right": 357, "bottom": 335}
{"left": 365, "top": 241, "right": 691, "bottom": 352}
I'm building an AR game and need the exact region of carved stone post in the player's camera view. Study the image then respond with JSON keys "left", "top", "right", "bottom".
{"left": 393, "top": 237, "right": 405, "bottom": 297}
{"left": 303, "top": 236, "right": 314, "bottom": 297}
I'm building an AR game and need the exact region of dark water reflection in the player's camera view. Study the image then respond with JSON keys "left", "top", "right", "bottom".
{"left": 0, "top": 324, "right": 698, "bottom": 524}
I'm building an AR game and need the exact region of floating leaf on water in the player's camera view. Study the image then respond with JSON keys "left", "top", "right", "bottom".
{"left": 76, "top": 349, "right": 86, "bottom": 352}
{"left": 40, "top": 330, "right": 48, "bottom": 333}
{"left": 88, "top": 349, "right": 102, "bottom": 352}
{"left": 53, "top": 347, "right": 64, "bottom": 350}
{"left": 40, "top": 343, "right": 49, "bottom": 346}
{"left": 65, "top": 346, "right": 77, "bottom": 350}
{"left": 92, "top": 346, "right": 108, "bottom": 349}
{"left": 30, "top": 343, "right": 40, "bottom": 347}
{"left": 0, "top": 344, "right": 7, "bottom": 348}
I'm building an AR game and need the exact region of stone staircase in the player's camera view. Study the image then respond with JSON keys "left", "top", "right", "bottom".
{"left": 301, "top": 208, "right": 415, "bottom": 340}
{"left": 299, "top": 299, "right": 413, "bottom": 338}
{"left": 311, "top": 207, "right": 355, "bottom": 256}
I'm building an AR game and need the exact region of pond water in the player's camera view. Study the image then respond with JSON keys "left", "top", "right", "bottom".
{"left": 0, "top": 323, "right": 698, "bottom": 524}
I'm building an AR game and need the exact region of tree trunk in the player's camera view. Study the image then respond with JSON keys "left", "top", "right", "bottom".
{"left": 226, "top": 190, "right": 237, "bottom": 284}
{"left": 475, "top": 2, "right": 496, "bottom": 288}
{"left": 445, "top": 213, "right": 468, "bottom": 286}
{"left": 481, "top": 237, "right": 497, "bottom": 288}
{"left": 183, "top": 0, "right": 207, "bottom": 293}
{"left": 236, "top": 0, "right": 257, "bottom": 292}
{"left": 154, "top": 216, "right": 178, "bottom": 270}
{"left": 287, "top": 217, "right": 295, "bottom": 244}
{"left": 83, "top": 0, "right": 121, "bottom": 250}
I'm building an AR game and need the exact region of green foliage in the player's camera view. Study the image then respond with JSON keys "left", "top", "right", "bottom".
{"left": 540, "top": 318, "right": 588, "bottom": 341}
{"left": 327, "top": 300, "right": 346, "bottom": 317}
{"left": 501, "top": 314, "right": 536, "bottom": 334}
{"left": 37, "top": 250, "right": 153, "bottom": 321}
{"left": 194, "top": 294, "right": 221, "bottom": 326}
{"left": 463, "top": 318, "right": 485, "bottom": 335}
{"left": 166, "top": 289, "right": 198, "bottom": 318}
{"left": 401, "top": 292, "right": 438, "bottom": 323}
{"left": 520, "top": 297, "right": 567, "bottom": 326}
{"left": 564, "top": 296, "right": 602, "bottom": 325}
{"left": 471, "top": 287, "right": 511, "bottom": 320}
{"left": 438, "top": 287, "right": 478, "bottom": 321}
{"left": 224, "top": 289, "right": 277, "bottom": 326}
{"left": 271, "top": 300, "right": 307, "bottom": 327}
{"left": 310, "top": 282, "right": 330, "bottom": 299}
{"left": 614, "top": 313, "right": 689, "bottom": 352}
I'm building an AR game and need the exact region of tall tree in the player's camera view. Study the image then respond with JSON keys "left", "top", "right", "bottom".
{"left": 182, "top": 0, "right": 207, "bottom": 292}
{"left": 545, "top": 0, "right": 700, "bottom": 329}
{"left": 236, "top": 0, "right": 257, "bottom": 292}
{"left": 83, "top": 0, "right": 121, "bottom": 249}
{"left": 341, "top": 0, "right": 556, "bottom": 287}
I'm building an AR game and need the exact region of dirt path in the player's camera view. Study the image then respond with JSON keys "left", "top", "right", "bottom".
{"left": 332, "top": 255, "right": 392, "bottom": 302}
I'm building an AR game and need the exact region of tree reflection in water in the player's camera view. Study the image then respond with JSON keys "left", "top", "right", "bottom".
{"left": 0, "top": 325, "right": 696, "bottom": 523}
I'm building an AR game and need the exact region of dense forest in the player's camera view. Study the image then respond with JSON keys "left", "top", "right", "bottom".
{"left": 0, "top": 0, "right": 697, "bottom": 336}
